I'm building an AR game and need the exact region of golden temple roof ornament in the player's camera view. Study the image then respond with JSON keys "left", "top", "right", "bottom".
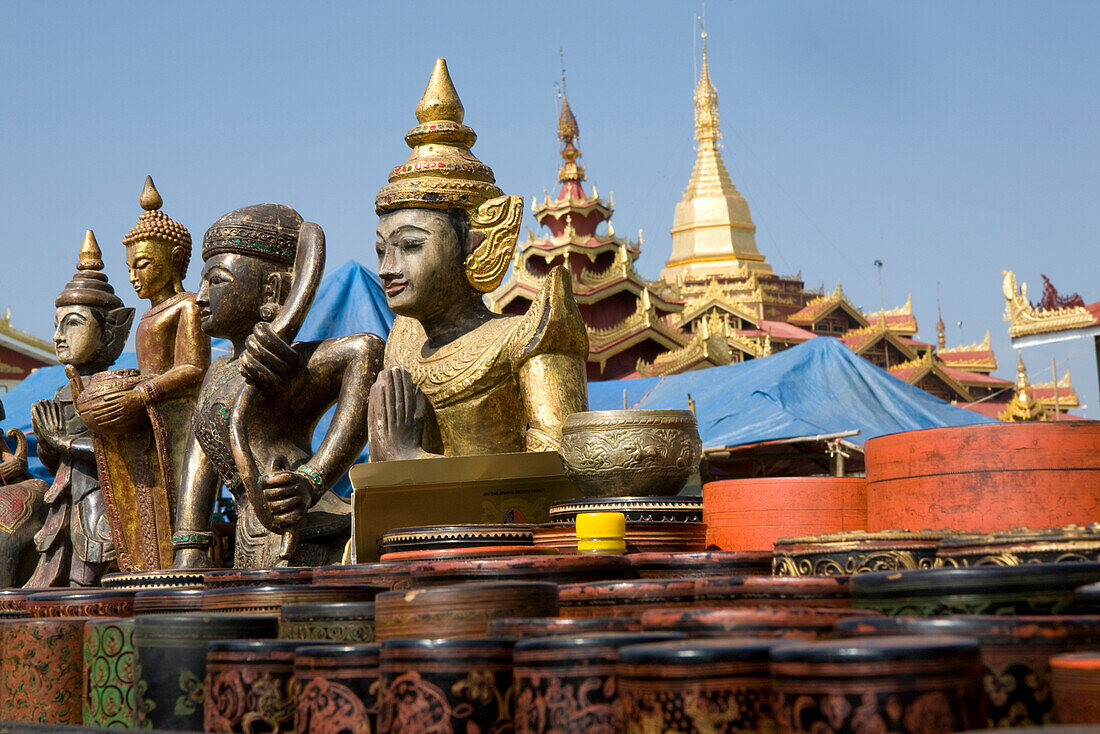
{"left": 1002, "top": 269, "right": 1099, "bottom": 339}
{"left": 936, "top": 301, "right": 946, "bottom": 350}
{"left": 999, "top": 352, "right": 1044, "bottom": 422}
{"left": 661, "top": 24, "right": 772, "bottom": 283}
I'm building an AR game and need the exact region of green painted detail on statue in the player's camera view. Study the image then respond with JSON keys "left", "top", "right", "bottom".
{"left": 83, "top": 620, "right": 136, "bottom": 729}
{"left": 297, "top": 464, "right": 324, "bottom": 492}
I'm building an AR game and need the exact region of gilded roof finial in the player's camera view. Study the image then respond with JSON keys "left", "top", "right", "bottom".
{"left": 416, "top": 58, "right": 464, "bottom": 124}
{"left": 694, "top": 19, "right": 719, "bottom": 143}
{"left": 999, "top": 352, "right": 1043, "bottom": 421}
{"left": 78, "top": 229, "right": 104, "bottom": 272}
{"left": 140, "top": 175, "right": 163, "bottom": 212}
{"left": 556, "top": 51, "right": 585, "bottom": 184}
{"left": 936, "top": 303, "right": 946, "bottom": 350}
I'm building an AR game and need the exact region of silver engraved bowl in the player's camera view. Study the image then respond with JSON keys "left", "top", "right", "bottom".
{"left": 559, "top": 410, "right": 702, "bottom": 498}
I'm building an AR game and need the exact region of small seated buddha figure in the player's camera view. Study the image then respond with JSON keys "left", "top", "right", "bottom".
{"left": 26, "top": 231, "right": 134, "bottom": 586}
{"left": 369, "top": 58, "right": 589, "bottom": 461}
{"left": 171, "top": 204, "right": 384, "bottom": 569}
{"left": 75, "top": 176, "right": 210, "bottom": 571}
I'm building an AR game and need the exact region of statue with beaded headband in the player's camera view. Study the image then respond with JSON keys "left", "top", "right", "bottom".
{"left": 70, "top": 177, "right": 210, "bottom": 572}
{"left": 26, "top": 231, "right": 134, "bottom": 587}
{"left": 170, "top": 204, "right": 384, "bottom": 569}
{"left": 368, "top": 58, "right": 589, "bottom": 461}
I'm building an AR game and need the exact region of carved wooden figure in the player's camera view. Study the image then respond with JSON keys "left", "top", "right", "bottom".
{"left": 25, "top": 231, "right": 134, "bottom": 587}
{"left": 170, "top": 204, "right": 384, "bottom": 569}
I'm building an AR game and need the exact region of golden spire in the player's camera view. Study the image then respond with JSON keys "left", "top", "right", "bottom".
{"left": 78, "top": 229, "right": 104, "bottom": 271}
{"left": 556, "top": 64, "right": 585, "bottom": 183}
{"left": 416, "top": 58, "right": 464, "bottom": 124}
{"left": 998, "top": 352, "right": 1044, "bottom": 422}
{"left": 936, "top": 300, "right": 946, "bottom": 350}
{"left": 662, "top": 24, "right": 771, "bottom": 283}
{"left": 694, "top": 29, "right": 719, "bottom": 143}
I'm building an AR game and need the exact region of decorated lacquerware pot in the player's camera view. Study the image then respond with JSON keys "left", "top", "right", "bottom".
{"left": 532, "top": 520, "right": 707, "bottom": 554}
{"left": 205, "top": 639, "right": 312, "bottom": 733}
{"left": 0, "top": 588, "right": 35, "bottom": 618}
{"left": 694, "top": 574, "right": 852, "bottom": 608}
{"left": 850, "top": 563, "right": 1100, "bottom": 615}
{"left": 548, "top": 495, "right": 703, "bottom": 524}
{"left": 100, "top": 568, "right": 207, "bottom": 590}
{"left": 204, "top": 566, "right": 315, "bottom": 588}
{"left": 640, "top": 607, "right": 881, "bottom": 640}
{"left": 703, "top": 476, "right": 867, "bottom": 551}
{"left": 864, "top": 422, "right": 1100, "bottom": 533}
{"left": 133, "top": 613, "right": 278, "bottom": 731}
{"left": 133, "top": 587, "right": 206, "bottom": 614}
{"left": 295, "top": 644, "right": 380, "bottom": 734}
{"left": 380, "top": 524, "right": 535, "bottom": 555}
{"left": 1050, "top": 651, "right": 1100, "bottom": 724}
{"left": 617, "top": 638, "right": 777, "bottom": 734}
{"left": 630, "top": 550, "right": 772, "bottom": 578}
{"left": 558, "top": 578, "right": 695, "bottom": 618}
{"left": 836, "top": 614, "right": 1100, "bottom": 727}
{"left": 280, "top": 602, "right": 376, "bottom": 642}
{"left": 29, "top": 588, "right": 139, "bottom": 617}
{"left": 378, "top": 637, "right": 514, "bottom": 734}
{"left": 512, "top": 632, "right": 683, "bottom": 734}
{"left": 312, "top": 562, "right": 415, "bottom": 591}
{"left": 488, "top": 616, "right": 643, "bottom": 639}
{"left": 201, "top": 583, "right": 380, "bottom": 614}
{"left": 1, "top": 616, "right": 87, "bottom": 723}
{"left": 374, "top": 581, "right": 558, "bottom": 640}
{"left": 406, "top": 553, "right": 632, "bottom": 588}
{"left": 83, "top": 617, "right": 136, "bottom": 728}
{"left": 773, "top": 530, "right": 949, "bottom": 576}
{"left": 770, "top": 635, "right": 986, "bottom": 734}
{"left": 935, "top": 524, "right": 1100, "bottom": 568}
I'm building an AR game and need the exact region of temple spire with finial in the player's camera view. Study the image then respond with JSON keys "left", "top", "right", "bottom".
{"left": 557, "top": 51, "right": 585, "bottom": 185}
{"left": 999, "top": 352, "right": 1044, "bottom": 422}
{"left": 936, "top": 294, "right": 946, "bottom": 350}
{"left": 78, "top": 229, "right": 104, "bottom": 271}
{"left": 694, "top": 25, "right": 720, "bottom": 143}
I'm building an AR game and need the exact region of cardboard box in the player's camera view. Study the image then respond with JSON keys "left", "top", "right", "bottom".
{"left": 350, "top": 451, "right": 579, "bottom": 562}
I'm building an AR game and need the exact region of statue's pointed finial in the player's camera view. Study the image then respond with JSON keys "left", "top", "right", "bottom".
{"left": 140, "top": 175, "right": 163, "bottom": 212}
{"left": 416, "top": 58, "right": 464, "bottom": 124}
{"left": 78, "top": 229, "right": 104, "bottom": 272}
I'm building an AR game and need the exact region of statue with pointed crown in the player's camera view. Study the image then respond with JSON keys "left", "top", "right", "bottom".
{"left": 26, "top": 231, "right": 135, "bottom": 586}
{"left": 69, "top": 177, "right": 211, "bottom": 573}
{"left": 369, "top": 58, "right": 589, "bottom": 460}
{"left": 170, "top": 203, "right": 385, "bottom": 569}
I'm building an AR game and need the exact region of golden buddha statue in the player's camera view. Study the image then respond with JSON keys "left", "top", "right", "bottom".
{"left": 74, "top": 177, "right": 210, "bottom": 571}
{"left": 369, "top": 59, "right": 589, "bottom": 461}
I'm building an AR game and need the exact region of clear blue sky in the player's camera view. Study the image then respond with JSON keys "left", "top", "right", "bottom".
{"left": 2, "top": 1, "right": 1098, "bottom": 416}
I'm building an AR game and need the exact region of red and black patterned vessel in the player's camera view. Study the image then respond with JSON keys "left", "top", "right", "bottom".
{"left": 557, "top": 579, "right": 695, "bottom": 618}
{"left": 835, "top": 614, "right": 1100, "bottom": 727}
{"left": 618, "top": 638, "right": 777, "bottom": 733}
{"left": 374, "top": 581, "right": 558, "bottom": 640}
{"left": 512, "top": 632, "right": 684, "bottom": 734}
{"left": 695, "top": 575, "right": 852, "bottom": 608}
{"left": 28, "top": 588, "right": 139, "bottom": 617}
{"left": 205, "top": 639, "right": 310, "bottom": 733}
{"left": 295, "top": 644, "right": 380, "bottom": 734}
{"left": 770, "top": 635, "right": 985, "bottom": 734}
{"left": 312, "top": 562, "right": 415, "bottom": 591}
{"left": 488, "top": 616, "right": 642, "bottom": 639}
{"left": 378, "top": 637, "right": 514, "bottom": 734}
{"left": 407, "top": 553, "right": 632, "bottom": 587}
{"left": 1050, "top": 651, "right": 1100, "bottom": 724}
{"left": 280, "top": 601, "right": 376, "bottom": 642}
{"left": 204, "top": 566, "right": 315, "bottom": 588}
{"left": 0, "top": 616, "right": 87, "bottom": 723}
{"left": 629, "top": 550, "right": 772, "bottom": 578}
{"left": 641, "top": 606, "right": 880, "bottom": 640}
{"left": 133, "top": 587, "right": 205, "bottom": 614}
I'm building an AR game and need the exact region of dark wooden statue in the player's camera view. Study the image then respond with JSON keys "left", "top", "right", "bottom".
{"left": 171, "top": 204, "right": 384, "bottom": 569}
{"left": 0, "top": 402, "right": 48, "bottom": 587}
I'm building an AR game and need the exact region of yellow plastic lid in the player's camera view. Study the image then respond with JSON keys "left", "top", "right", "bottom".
{"left": 575, "top": 512, "right": 626, "bottom": 540}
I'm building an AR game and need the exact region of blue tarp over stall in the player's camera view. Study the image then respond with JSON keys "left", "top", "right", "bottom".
{"left": 0, "top": 260, "right": 394, "bottom": 496}
{"left": 587, "top": 336, "right": 993, "bottom": 449}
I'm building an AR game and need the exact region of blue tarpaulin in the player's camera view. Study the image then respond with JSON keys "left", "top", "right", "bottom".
{"left": 0, "top": 260, "right": 394, "bottom": 495}
{"left": 587, "top": 336, "right": 993, "bottom": 449}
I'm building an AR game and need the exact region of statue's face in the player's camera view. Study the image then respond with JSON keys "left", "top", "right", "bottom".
{"left": 376, "top": 209, "right": 468, "bottom": 320}
{"left": 53, "top": 305, "right": 103, "bottom": 366}
{"left": 126, "top": 239, "right": 177, "bottom": 300}
{"left": 197, "top": 253, "right": 277, "bottom": 342}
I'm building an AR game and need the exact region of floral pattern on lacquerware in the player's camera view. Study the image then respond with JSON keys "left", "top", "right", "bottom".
{"left": 83, "top": 621, "right": 136, "bottom": 728}
{"left": 982, "top": 663, "right": 1054, "bottom": 728}
{"left": 775, "top": 689, "right": 980, "bottom": 734}
{"left": 514, "top": 674, "right": 618, "bottom": 734}
{"left": 297, "top": 676, "right": 371, "bottom": 734}
{"left": 175, "top": 668, "right": 205, "bottom": 716}
{"left": 3, "top": 621, "right": 84, "bottom": 723}
{"left": 204, "top": 669, "right": 296, "bottom": 734}
{"left": 620, "top": 684, "right": 771, "bottom": 734}
{"left": 381, "top": 670, "right": 513, "bottom": 734}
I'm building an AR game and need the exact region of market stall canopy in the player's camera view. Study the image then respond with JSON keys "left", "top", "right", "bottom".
{"left": 587, "top": 336, "right": 994, "bottom": 451}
